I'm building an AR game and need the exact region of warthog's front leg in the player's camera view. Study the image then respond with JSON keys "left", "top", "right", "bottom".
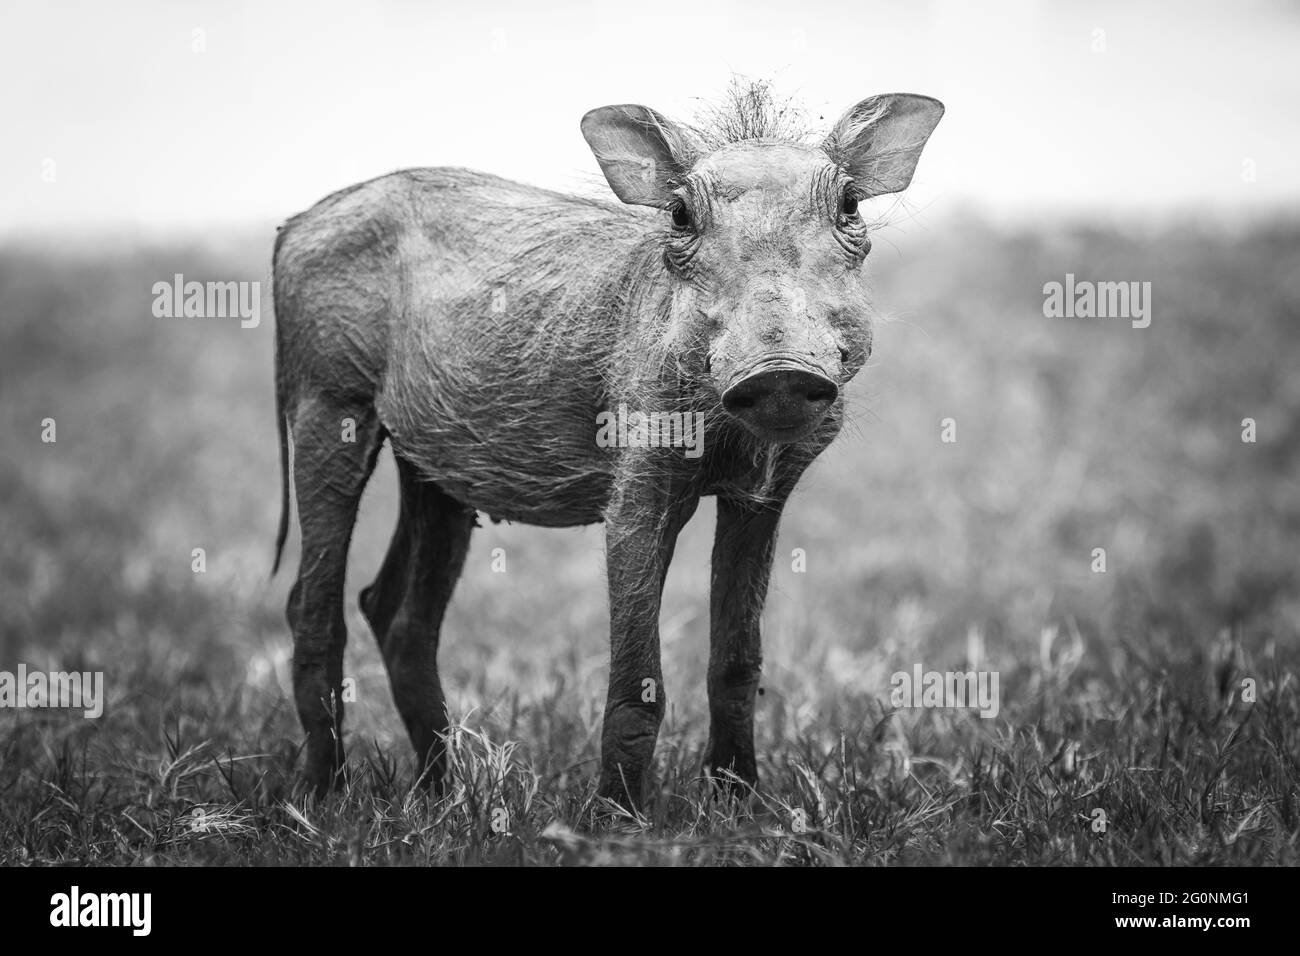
{"left": 705, "top": 495, "right": 783, "bottom": 794}
{"left": 597, "top": 473, "right": 698, "bottom": 812}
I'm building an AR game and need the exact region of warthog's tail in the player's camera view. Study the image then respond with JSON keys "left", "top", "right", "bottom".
{"left": 271, "top": 367, "right": 290, "bottom": 576}
{"left": 271, "top": 227, "right": 291, "bottom": 577}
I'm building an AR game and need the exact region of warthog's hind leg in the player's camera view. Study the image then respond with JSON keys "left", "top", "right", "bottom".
{"left": 360, "top": 456, "right": 475, "bottom": 794}
{"left": 286, "top": 398, "right": 384, "bottom": 798}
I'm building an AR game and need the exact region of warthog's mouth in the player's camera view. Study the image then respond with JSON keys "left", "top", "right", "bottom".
{"left": 753, "top": 421, "right": 824, "bottom": 443}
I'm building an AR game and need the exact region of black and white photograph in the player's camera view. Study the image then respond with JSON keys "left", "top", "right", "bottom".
{"left": 0, "top": 0, "right": 1295, "bottom": 922}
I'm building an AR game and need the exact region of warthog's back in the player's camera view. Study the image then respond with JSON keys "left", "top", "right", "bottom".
{"left": 274, "top": 167, "right": 659, "bottom": 526}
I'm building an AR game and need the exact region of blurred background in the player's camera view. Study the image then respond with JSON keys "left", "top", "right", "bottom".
{"left": 4, "top": 0, "right": 1300, "bottom": 235}
{"left": 1, "top": 1, "right": 1297, "bottom": 798}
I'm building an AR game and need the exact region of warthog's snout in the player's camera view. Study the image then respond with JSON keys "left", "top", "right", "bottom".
{"left": 722, "top": 358, "right": 839, "bottom": 441}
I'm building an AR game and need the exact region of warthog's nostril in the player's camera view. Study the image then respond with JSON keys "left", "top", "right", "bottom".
{"left": 721, "top": 386, "right": 756, "bottom": 414}
{"left": 805, "top": 383, "right": 836, "bottom": 404}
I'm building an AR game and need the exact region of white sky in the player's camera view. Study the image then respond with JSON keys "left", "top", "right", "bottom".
{"left": 2, "top": 0, "right": 1297, "bottom": 238}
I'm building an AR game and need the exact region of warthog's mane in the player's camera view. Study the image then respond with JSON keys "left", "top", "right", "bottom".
{"left": 683, "top": 79, "right": 821, "bottom": 154}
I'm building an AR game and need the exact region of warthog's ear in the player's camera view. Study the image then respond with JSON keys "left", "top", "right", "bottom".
{"left": 581, "top": 105, "right": 691, "bottom": 208}
{"left": 825, "top": 94, "right": 944, "bottom": 196}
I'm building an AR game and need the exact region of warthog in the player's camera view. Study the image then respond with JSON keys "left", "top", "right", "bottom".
{"left": 272, "top": 85, "right": 942, "bottom": 809}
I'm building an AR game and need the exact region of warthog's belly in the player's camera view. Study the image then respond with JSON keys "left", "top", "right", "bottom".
{"left": 379, "top": 392, "right": 616, "bottom": 528}
{"left": 414, "top": 450, "right": 613, "bottom": 527}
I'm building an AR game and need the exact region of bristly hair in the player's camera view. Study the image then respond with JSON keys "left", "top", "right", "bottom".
{"left": 679, "top": 78, "right": 892, "bottom": 183}
{"left": 684, "top": 78, "right": 819, "bottom": 154}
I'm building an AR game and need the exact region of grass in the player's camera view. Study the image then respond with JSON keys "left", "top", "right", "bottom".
{"left": 1, "top": 215, "right": 1298, "bottom": 865}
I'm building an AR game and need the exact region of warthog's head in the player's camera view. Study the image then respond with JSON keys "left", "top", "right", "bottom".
{"left": 582, "top": 89, "right": 943, "bottom": 443}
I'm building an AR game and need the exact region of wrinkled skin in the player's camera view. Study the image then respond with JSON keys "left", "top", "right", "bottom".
{"left": 272, "top": 91, "right": 943, "bottom": 809}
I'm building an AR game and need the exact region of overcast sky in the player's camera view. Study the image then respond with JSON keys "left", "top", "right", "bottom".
{"left": 2, "top": 0, "right": 1297, "bottom": 238}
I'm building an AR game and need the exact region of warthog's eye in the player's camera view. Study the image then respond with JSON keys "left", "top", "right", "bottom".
{"left": 664, "top": 199, "right": 701, "bottom": 274}
{"left": 833, "top": 185, "right": 870, "bottom": 264}
{"left": 839, "top": 187, "right": 859, "bottom": 219}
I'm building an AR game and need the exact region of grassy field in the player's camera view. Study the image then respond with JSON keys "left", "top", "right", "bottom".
{"left": 1, "top": 215, "right": 1298, "bottom": 865}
